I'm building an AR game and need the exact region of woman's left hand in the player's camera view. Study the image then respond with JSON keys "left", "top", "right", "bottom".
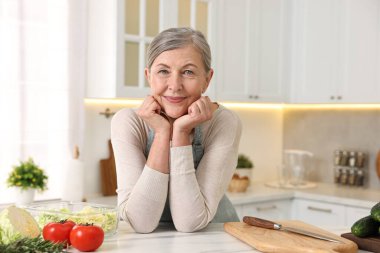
{"left": 172, "top": 96, "right": 214, "bottom": 141}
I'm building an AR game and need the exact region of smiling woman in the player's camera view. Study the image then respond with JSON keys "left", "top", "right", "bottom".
{"left": 111, "top": 27, "right": 242, "bottom": 233}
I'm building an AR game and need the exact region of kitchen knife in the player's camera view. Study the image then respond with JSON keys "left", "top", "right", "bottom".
{"left": 243, "top": 216, "right": 342, "bottom": 243}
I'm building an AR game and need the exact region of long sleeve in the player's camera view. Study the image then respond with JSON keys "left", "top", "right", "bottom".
{"left": 111, "top": 108, "right": 169, "bottom": 233}
{"left": 169, "top": 108, "right": 242, "bottom": 232}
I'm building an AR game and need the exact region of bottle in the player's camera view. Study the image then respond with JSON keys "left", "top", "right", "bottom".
{"left": 334, "top": 150, "right": 342, "bottom": 166}
{"left": 341, "top": 151, "right": 349, "bottom": 166}
{"left": 348, "top": 151, "right": 356, "bottom": 167}
{"left": 356, "top": 152, "right": 365, "bottom": 168}
{"left": 348, "top": 168, "right": 356, "bottom": 186}
{"left": 355, "top": 169, "right": 364, "bottom": 186}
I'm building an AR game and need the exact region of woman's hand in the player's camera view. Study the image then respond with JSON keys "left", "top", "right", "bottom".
{"left": 172, "top": 96, "right": 215, "bottom": 146}
{"left": 136, "top": 96, "right": 171, "bottom": 135}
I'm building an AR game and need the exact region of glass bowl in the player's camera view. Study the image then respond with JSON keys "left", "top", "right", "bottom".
{"left": 24, "top": 201, "right": 119, "bottom": 236}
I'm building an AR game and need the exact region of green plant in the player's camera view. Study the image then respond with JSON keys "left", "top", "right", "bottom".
{"left": 7, "top": 158, "right": 48, "bottom": 191}
{"left": 237, "top": 154, "right": 254, "bottom": 169}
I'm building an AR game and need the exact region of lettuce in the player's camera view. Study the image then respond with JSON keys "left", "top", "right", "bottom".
{"left": 0, "top": 206, "right": 40, "bottom": 244}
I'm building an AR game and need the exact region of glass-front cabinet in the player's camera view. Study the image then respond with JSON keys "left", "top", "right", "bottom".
{"left": 86, "top": 0, "right": 217, "bottom": 98}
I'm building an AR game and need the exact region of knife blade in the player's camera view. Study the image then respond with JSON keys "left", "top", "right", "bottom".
{"left": 243, "top": 216, "right": 342, "bottom": 243}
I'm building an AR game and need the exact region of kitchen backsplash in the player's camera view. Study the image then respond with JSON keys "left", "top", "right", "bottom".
{"left": 283, "top": 108, "right": 380, "bottom": 190}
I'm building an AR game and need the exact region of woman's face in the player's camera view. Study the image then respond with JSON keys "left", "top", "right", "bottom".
{"left": 145, "top": 45, "right": 213, "bottom": 119}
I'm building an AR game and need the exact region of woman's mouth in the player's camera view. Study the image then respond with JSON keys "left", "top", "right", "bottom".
{"left": 164, "top": 96, "right": 186, "bottom": 103}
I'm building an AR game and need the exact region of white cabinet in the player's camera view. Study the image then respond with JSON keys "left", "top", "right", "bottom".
{"left": 214, "top": 0, "right": 289, "bottom": 103}
{"left": 291, "top": 0, "right": 380, "bottom": 103}
{"left": 234, "top": 199, "right": 292, "bottom": 221}
{"left": 345, "top": 206, "right": 371, "bottom": 226}
{"left": 293, "top": 199, "right": 346, "bottom": 226}
{"left": 293, "top": 199, "right": 371, "bottom": 227}
{"left": 86, "top": 0, "right": 218, "bottom": 98}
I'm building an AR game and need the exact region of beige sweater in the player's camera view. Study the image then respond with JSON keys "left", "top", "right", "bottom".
{"left": 111, "top": 105, "right": 242, "bottom": 233}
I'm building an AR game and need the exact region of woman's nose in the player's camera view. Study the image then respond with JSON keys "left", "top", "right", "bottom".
{"left": 168, "top": 73, "right": 183, "bottom": 91}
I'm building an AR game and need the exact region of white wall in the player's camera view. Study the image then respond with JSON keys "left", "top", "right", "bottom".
{"left": 82, "top": 103, "right": 283, "bottom": 197}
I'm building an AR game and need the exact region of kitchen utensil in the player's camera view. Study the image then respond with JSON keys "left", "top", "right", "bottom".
{"left": 243, "top": 216, "right": 341, "bottom": 243}
{"left": 341, "top": 233, "right": 380, "bottom": 253}
{"left": 224, "top": 221, "right": 358, "bottom": 253}
{"left": 100, "top": 140, "right": 117, "bottom": 196}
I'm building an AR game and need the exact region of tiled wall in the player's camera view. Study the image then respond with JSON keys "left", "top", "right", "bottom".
{"left": 283, "top": 109, "right": 380, "bottom": 190}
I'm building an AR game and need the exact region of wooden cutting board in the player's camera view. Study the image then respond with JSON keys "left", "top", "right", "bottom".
{"left": 100, "top": 140, "right": 117, "bottom": 196}
{"left": 341, "top": 233, "right": 380, "bottom": 253}
{"left": 224, "top": 221, "right": 358, "bottom": 253}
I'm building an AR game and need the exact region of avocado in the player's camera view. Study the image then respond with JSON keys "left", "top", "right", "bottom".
{"left": 370, "top": 202, "right": 380, "bottom": 222}
{"left": 351, "top": 215, "right": 380, "bottom": 237}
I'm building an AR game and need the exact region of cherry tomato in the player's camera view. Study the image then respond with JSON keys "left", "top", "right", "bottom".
{"left": 70, "top": 224, "right": 104, "bottom": 252}
{"left": 43, "top": 220, "right": 76, "bottom": 246}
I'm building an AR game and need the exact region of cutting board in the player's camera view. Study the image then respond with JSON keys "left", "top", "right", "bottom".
{"left": 224, "top": 221, "right": 358, "bottom": 253}
{"left": 341, "top": 233, "right": 380, "bottom": 253}
{"left": 100, "top": 140, "right": 117, "bottom": 196}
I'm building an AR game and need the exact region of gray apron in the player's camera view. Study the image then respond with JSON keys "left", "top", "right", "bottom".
{"left": 145, "top": 126, "right": 239, "bottom": 223}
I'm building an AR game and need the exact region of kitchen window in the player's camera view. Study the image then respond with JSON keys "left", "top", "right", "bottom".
{"left": 0, "top": 0, "right": 86, "bottom": 204}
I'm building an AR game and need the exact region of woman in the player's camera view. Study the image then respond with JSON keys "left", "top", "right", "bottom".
{"left": 111, "top": 27, "right": 242, "bottom": 233}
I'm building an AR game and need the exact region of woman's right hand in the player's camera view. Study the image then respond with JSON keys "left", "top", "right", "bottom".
{"left": 136, "top": 96, "right": 171, "bottom": 135}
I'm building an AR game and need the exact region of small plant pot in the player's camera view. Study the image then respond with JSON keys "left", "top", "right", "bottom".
{"left": 235, "top": 168, "right": 253, "bottom": 182}
{"left": 14, "top": 188, "right": 35, "bottom": 206}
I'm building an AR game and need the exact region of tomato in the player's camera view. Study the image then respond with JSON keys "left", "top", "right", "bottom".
{"left": 42, "top": 220, "right": 76, "bottom": 246}
{"left": 70, "top": 224, "right": 104, "bottom": 252}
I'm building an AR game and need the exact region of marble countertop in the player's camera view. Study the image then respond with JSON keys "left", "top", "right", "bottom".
{"left": 227, "top": 182, "right": 379, "bottom": 208}
{"left": 69, "top": 222, "right": 371, "bottom": 253}
{"left": 89, "top": 182, "right": 379, "bottom": 208}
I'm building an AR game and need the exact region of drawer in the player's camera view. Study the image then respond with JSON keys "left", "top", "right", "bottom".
{"left": 293, "top": 199, "right": 345, "bottom": 226}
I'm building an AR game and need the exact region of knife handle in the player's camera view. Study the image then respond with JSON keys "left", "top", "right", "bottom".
{"left": 243, "top": 216, "right": 281, "bottom": 230}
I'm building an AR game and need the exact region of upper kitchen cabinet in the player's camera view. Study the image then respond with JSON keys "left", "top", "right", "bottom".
{"left": 86, "top": 0, "right": 218, "bottom": 98}
{"left": 214, "top": 0, "right": 291, "bottom": 103}
{"left": 290, "top": 0, "right": 380, "bottom": 103}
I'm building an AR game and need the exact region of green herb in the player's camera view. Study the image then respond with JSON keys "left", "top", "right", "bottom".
{"left": 237, "top": 154, "right": 254, "bottom": 169}
{"left": 0, "top": 236, "right": 64, "bottom": 253}
{"left": 6, "top": 158, "right": 48, "bottom": 191}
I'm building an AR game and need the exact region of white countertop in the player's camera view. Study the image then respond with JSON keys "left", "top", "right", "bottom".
{"left": 69, "top": 222, "right": 371, "bottom": 253}
{"left": 90, "top": 182, "right": 379, "bottom": 208}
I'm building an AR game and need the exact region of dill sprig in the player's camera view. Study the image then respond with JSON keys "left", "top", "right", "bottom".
{"left": 0, "top": 236, "right": 64, "bottom": 253}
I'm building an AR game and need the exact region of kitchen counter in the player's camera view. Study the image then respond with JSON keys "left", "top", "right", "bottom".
{"left": 227, "top": 182, "right": 379, "bottom": 208}
{"left": 89, "top": 182, "right": 379, "bottom": 208}
{"left": 70, "top": 222, "right": 371, "bottom": 253}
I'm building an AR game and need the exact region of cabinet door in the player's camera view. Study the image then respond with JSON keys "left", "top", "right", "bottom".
{"left": 238, "top": 200, "right": 292, "bottom": 221}
{"left": 293, "top": 199, "right": 345, "bottom": 227}
{"left": 215, "top": 0, "right": 288, "bottom": 102}
{"left": 339, "top": 0, "right": 380, "bottom": 103}
{"left": 345, "top": 206, "right": 371, "bottom": 227}
{"left": 291, "top": 0, "right": 380, "bottom": 103}
{"left": 290, "top": 0, "right": 340, "bottom": 103}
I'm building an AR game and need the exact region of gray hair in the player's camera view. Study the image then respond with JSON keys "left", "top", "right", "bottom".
{"left": 146, "top": 27, "right": 211, "bottom": 73}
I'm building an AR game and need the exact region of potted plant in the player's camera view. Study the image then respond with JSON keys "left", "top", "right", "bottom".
{"left": 7, "top": 158, "right": 48, "bottom": 205}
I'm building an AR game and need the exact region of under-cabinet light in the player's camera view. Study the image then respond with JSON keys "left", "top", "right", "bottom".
{"left": 84, "top": 98, "right": 380, "bottom": 110}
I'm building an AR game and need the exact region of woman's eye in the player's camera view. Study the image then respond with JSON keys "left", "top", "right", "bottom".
{"left": 158, "top": 69, "right": 169, "bottom": 75}
{"left": 183, "top": 70, "right": 194, "bottom": 75}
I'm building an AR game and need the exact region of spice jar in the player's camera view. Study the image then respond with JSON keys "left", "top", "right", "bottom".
{"left": 356, "top": 152, "right": 365, "bottom": 168}
{"left": 348, "top": 151, "right": 356, "bottom": 167}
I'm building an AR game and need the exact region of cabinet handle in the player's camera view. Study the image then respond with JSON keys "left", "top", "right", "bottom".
{"left": 249, "top": 95, "right": 260, "bottom": 99}
{"left": 256, "top": 205, "right": 277, "bottom": 212}
{"left": 330, "top": 96, "right": 335, "bottom": 100}
{"left": 307, "top": 206, "right": 332, "bottom": 213}
{"left": 337, "top": 96, "right": 342, "bottom": 100}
